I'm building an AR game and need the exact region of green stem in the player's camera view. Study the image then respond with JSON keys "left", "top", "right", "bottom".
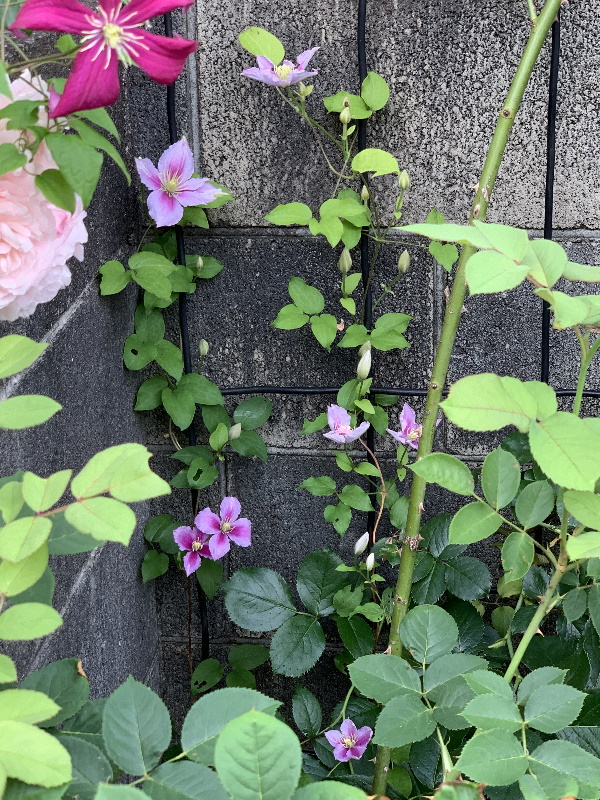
{"left": 573, "top": 328, "right": 600, "bottom": 417}
{"left": 372, "top": 746, "right": 391, "bottom": 797}
{"left": 436, "top": 727, "right": 455, "bottom": 777}
{"left": 526, "top": 0, "right": 538, "bottom": 25}
{"left": 372, "top": 0, "right": 562, "bottom": 791}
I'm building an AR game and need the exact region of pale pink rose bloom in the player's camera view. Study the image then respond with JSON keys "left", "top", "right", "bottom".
{"left": 0, "top": 72, "right": 88, "bottom": 321}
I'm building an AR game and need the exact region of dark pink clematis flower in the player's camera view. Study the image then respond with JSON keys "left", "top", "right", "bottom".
{"left": 173, "top": 525, "right": 211, "bottom": 577}
{"left": 11, "top": 0, "right": 197, "bottom": 117}
{"left": 195, "top": 497, "right": 252, "bottom": 560}
{"left": 387, "top": 403, "right": 441, "bottom": 450}
{"left": 241, "top": 47, "right": 318, "bottom": 88}
{"left": 135, "top": 139, "right": 223, "bottom": 227}
{"left": 323, "top": 404, "right": 370, "bottom": 444}
{"left": 324, "top": 719, "right": 372, "bottom": 762}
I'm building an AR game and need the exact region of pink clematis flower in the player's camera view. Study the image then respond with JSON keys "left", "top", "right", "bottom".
{"left": 387, "top": 403, "right": 441, "bottom": 450}
{"left": 323, "top": 404, "right": 370, "bottom": 444}
{"left": 173, "top": 525, "right": 211, "bottom": 577}
{"left": 241, "top": 47, "right": 318, "bottom": 88}
{"left": 195, "top": 497, "right": 252, "bottom": 560}
{"left": 11, "top": 0, "right": 197, "bottom": 118}
{"left": 324, "top": 719, "right": 373, "bottom": 762}
{"left": 135, "top": 139, "right": 223, "bottom": 227}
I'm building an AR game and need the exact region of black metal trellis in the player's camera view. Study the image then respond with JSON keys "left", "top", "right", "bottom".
{"left": 162, "top": 4, "right": 599, "bottom": 661}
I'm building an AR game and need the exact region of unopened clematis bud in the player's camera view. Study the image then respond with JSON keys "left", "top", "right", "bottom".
{"left": 398, "top": 250, "right": 410, "bottom": 274}
{"left": 358, "top": 340, "right": 372, "bottom": 357}
{"left": 196, "top": 257, "right": 204, "bottom": 272}
{"left": 339, "top": 105, "right": 352, "bottom": 125}
{"left": 342, "top": 95, "right": 351, "bottom": 108}
{"left": 338, "top": 247, "right": 352, "bottom": 274}
{"left": 398, "top": 170, "right": 410, "bottom": 190}
{"left": 356, "top": 349, "right": 371, "bottom": 380}
{"left": 354, "top": 532, "right": 369, "bottom": 555}
{"left": 365, "top": 552, "right": 375, "bottom": 572}
{"left": 297, "top": 81, "right": 314, "bottom": 99}
{"left": 199, "top": 339, "right": 210, "bottom": 357}
{"left": 228, "top": 423, "right": 242, "bottom": 440}
{"left": 361, "top": 185, "right": 370, "bottom": 203}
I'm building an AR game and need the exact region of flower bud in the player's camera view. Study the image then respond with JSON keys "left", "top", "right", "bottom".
{"left": 196, "top": 257, "right": 203, "bottom": 271}
{"left": 356, "top": 349, "right": 371, "bottom": 380}
{"left": 358, "top": 340, "right": 372, "bottom": 357}
{"left": 398, "top": 250, "right": 410, "bottom": 274}
{"left": 298, "top": 81, "right": 314, "bottom": 99}
{"left": 365, "top": 552, "right": 375, "bottom": 572}
{"left": 338, "top": 247, "right": 352, "bottom": 275}
{"left": 199, "top": 339, "right": 210, "bottom": 357}
{"left": 339, "top": 106, "right": 352, "bottom": 125}
{"left": 228, "top": 423, "right": 242, "bottom": 440}
{"left": 398, "top": 170, "right": 410, "bottom": 191}
{"left": 354, "top": 532, "right": 369, "bottom": 556}
{"left": 361, "top": 185, "right": 370, "bottom": 203}
{"left": 342, "top": 95, "right": 351, "bottom": 109}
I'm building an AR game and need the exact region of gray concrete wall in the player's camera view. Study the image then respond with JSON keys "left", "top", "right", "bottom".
{"left": 2, "top": 0, "right": 599, "bottom": 724}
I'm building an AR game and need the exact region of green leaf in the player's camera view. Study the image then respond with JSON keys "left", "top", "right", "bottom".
{"left": 272, "top": 304, "right": 309, "bottom": 330}
{"left": 193, "top": 255, "right": 225, "bottom": 278}
{"left": 351, "top": 148, "right": 399, "bottom": 177}
{"left": 0, "top": 603, "right": 61, "bottom": 640}
{"left": 21, "top": 658, "right": 90, "bottom": 727}
{"left": 0, "top": 336, "right": 46, "bottom": 379}
{"left": 134, "top": 267, "right": 173, "bottom": 299}
{"left": 181, "top": 206, "right": 209, "bottom": 227}
{"left": 348, "top": 654, "right": 421, "bottom": 703}
{"left": 35, "top": 170, "right": 76, "bottom": 213}
{"left": 226, "top": 669, "right": 255, "bottom": 689}
{"left": 123, "top": 335, "right": 156, "bottom": 371}
{"left": 517, "top": 667, "right": 566, "bottom": 705}
{"left": 95, "top": 787, "right": 152, "bottom": 800}
{"left": 296, "top": 549, "right": 346, "bottom": 616}
{"left": 292, "top": 686, "right": 322, "bottom": 738}
{"left": 0, "top": 395, "right": 61, "bottom": 429}
{"left": 524, "top": 684, "right": 585, "bottom": 733}
{"left": 239, "top": 27, "right": 285, "bottom": 64}
{"left": 141, "top": 551, "right": 169, "bottom": 583}
{"left": 400, "top": 605, "right": 459, "bottom": 664}
{"left": 65, "top": 497, "right": 136, "bottom": 545}
{"left": 310, "top": 314, "right": 338, "bottom": 351}
{"left": 563, "top": 261, "right": 600, "bottom": 282}
{"left": 323, "top": 91, "right": 372, "bottom": 119}
{"left": 323, "top": 502, "right": 352, "bottom": 536}
{"left": 401, "top": 221, "right": 490, "bottom": 248}
{"left": 0, "top": 517, "right": 51, "bottom": 562}
{"left": 135, "top": 376, "right": 169, "bottom": 411}
{"left": 179, "top": 373, "right": 223, "bottom": 405}
{"left": 0, "top": 721, "right": 71, "bottom": 786}
{"left": 102, "top": 676, "right": 171, "bottom": 775}
{"left": 588, "top": 584, "right": 600, "bottom": 638}
{"left": 293, "top": 782, "right": 368, "bottom": 800}
{"left": 46, "top": 133, "right": 103, "bottom": 208}
{"left": 360, "top": 71, "right": 390, "bottom": 110}
{"left": 373, "top": 694, "right": 435, "bottom": 747}
{"left": 196, "top": 558, "right": 222, "bottom": 600}
{"left": 0, "top": 480, "right": 24, "bottom": 525}
{"left": 308, "top": 217, "right": 343, "bottom": 247}
{"left": 502, "top": 531, "right": 534, "bottom": 581}
{"left": 288, "top": 278, "right": 325, "bottom": 315}
{"left": 409, "top": 453, "right": 474, "bottom": 496}
{"left": 525, "top": 238, "right": 567, "bottom": 289}
{"left": 0, "top": 63, "right": 10, "bottom": 98}
{"left": 190, "top": 659, "right": 224, "bottom": 695}
{"left": 515, "top": 481, "right": 555, "bottom": 529}
{"left": 337, "top": 324, "right": 369, "bottom": 348}
{"left": 270, "top": 616, "right": 325, "bottom": 677}
{"left": 456, "top": 730, "right": 527, "bottom": 786}
{"left": 423, "top": 653, "right": 487, "bottom": 695}
{"left": 462, "top": 694, "right": 522, "bottom": 732}
{"left": 58, "top": 736, "right": 111, "bottom": 800}
{"left": 0, "top": 656, "right": 17, "bottom": 684}
{"left": 567, "top": 532, "right": 600, "bottom": 561}
{"left": 162, "top": 386, "right": 195, "bottom": 430}
{"left": 234, "top": 397, "right": 272, "bottom": 430}
{"left": 429, "top": 241, "right": 458, "bottom": 272}
{"left": 481, "top": 447, "right": 521, "bottom": 509}
{"left": 181, "top": 687, "right": 280, "bottom": 765}
{"left": 444, "top": 556, "right": 491, "bottom": 600}
{"left": 563, "top": 588, "right": 587, "bottom": 623}
{"left": 265, "top": 203, "right": 313, "bottom": 226}
{"left": 144, "top": 762, "right": 228, "bottom": 800}
{"left": 449, "top": 502, "right": 503, "bottom": 545}
{"left": 298, "top": 476, "right": 336, "bottom": 496}
{"left": 229, "top": 430, "right": 268, "bottom": 462}
{"left": 228, "top": 644, "right": 269, "bottom": 671}
{"left": 0, "top": 689, "right": 59, "bottom": 724}
{"left": 530, "top": 413, "right": 600, "bottom": 491}
{"left": 466, "top": 249, "right": 529, "bottom": 295}
{"left": 215, "top": 710, "right": 301, "bottom": 800}
{"left": 335, "top": 615, "right": 374, "bottom": 659}
{"left": 0, "top": 545, "right": 48, "bottom": 596}
{"left": 68, "top": 119, "right": 129, "bottom": 183}
{"left": 11, "top": 566, "right": 54, "bottom": 606}
{"left": 77, "top": 106, "right": 120, "bottom": 140}
{"left": 338, "top": 484, "right": 374, "bottom": 511}
{"left": 134, "top": 306, "right": 165, "bottom": 343}
{"left": 528, "top": 739, "right": 600, "bottom": 797}
{"left": 22, "top": 470, "right": 71, "bottom": 512}
{"left": 223, "top": 568, "right": 296, "bottom": 631}
{"left": 564, "top": 490, "right": 600, "bottom": 529}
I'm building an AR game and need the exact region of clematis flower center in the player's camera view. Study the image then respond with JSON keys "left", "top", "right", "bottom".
{"left": 336, "top": 424, "right": 352, "bottom": 435}
{"left": 221, "top": 522, "right": 232, "bottom": 533}
{"left": 341, "top": 736, "right": 356, "bottom": 748}
{"left": 191, "top": 540, "right": 202, "bottom": 551}
{"left": 407, "top": 425, "right": 422, "bottom": 440}
{"left": 162, "top": 176, "right": 180, "bottom": 195}
{"left": 102, "top": 22, "right": 124, "bottom": 48}
{"left": 275, "top": 64, "right": 293, "bottom": 81}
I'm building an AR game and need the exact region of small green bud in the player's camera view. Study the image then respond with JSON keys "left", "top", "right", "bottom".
{"left": 354, "top": 532, "right": 369, "bottom": 556}
{"left": 356, "top": 349, "right": 371, "bottom": 381}
{"left": 398, "top": 170, "right": 410, "bottom": 190}
{"left": 196, "top": 257, "right": 204, "bottom": 271}
{"left": 339, "top": 106, "right": 352, "bottom": 125}
{"left": 297, "top": 81, "right": 314, "bottom": 99}
{"left": 358, "top": 340, "right": 372, "bottom": 357}
{"left": 228, "top": 423, "right": 242, "bottom": 440}
{"left": 361, "top": 185, "right": 370, "bottom": 203}
{"left": 199, "top": 339, "right": 210, "bottom": 357}
{"left": 338, "top": 247, "right": 352, "bottom": 274}
{"left": 342, "top": 95, "right": 351, "bottom": 108}
{"left": 365, "top": 552, "right": 375, "bottom": 572}
{"left": 398, "top": 250, "right": 410, "bottom": 274}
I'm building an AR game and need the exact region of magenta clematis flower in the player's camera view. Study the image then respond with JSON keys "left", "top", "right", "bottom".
{"left": 241, "top": 47, "right": 319, "bottom": 88}
{"left": 324, "top": 719, "right": 373, "bottom": 762}
{"left": 173, "top": 525, "right": 211, "bottom": 577}
{"left": 195, "top": 497, "right": 252, "bottom": 560}
{"left": 11, "top": 0, "right": 197, "bottom": 118}
{"left": 323, "top": 404, "right": 370, "bottom": 444}
{"left": 135, "top": 139, "right": 223, "bottom": 227}
{"left": 387, "top": 403, "right": 441, "bottom": 450}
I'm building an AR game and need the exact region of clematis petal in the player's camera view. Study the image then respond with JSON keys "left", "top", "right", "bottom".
{"left": 11, "top": 0, "right": 92, "bottom": 34}
{"left": 256, "top": 55, "right": 275, "bottom": 70}
{"left": 130, "top": 29, "right": 196, "bottom": 85}
{"left": 147, "top": 189, "right": 183, "bottom": 227}
{"left": 333, "top": 744, "right": 351, "bottom": 762}
{"left": 327, "top": 404, "right": 350, "bottom": 432}
{"left": 98, "top": 0, "right": 121, "bottom": 15}
{"left": 173, "top": 525, "right": 195, "bottom": 551}
{"left": 135, "top": 157, "right": 162, "bottom": 190}
{"left": 195, "top": 508, "right": 222, "bottom": 536}
{"left": 177, "top": 178, "right": 222, "bottom": 207}
{"left": 241, "top": 67, "right": 274, "bottom": 84}
{"left": 340, "top": 719, "right": 358, "bottom": 738}
{"left": 208, "top": 531, "right": 230, "bottom": 560}
{"left": 295, "top": 46, "right": 319, "bottom": 69}
{"left": 183, "top": 550, "right": 201, "bottom": 576}
{"left": 407, "top": 438, "right": 420, "bottom": 451}
{"left": 343, "top": 421, "right": 370, "bottom": 442}
{"left": 323, "top": 431, "right": 347, "bottom": 444}
{"left": 118, "top": 0, "right": 193, "bottom": 25}
{"left": 51, "top": 46, "right": 121, "bottom": 117}
{"left": 158, "top": 138, "right": 194, "bottom": 181}
{"left": 355, "top": 726, "right": 373, "bottom": 747}
{"left": 228, "top": 518, "right": 251, "bottom": 547}
{"left": 289, "top": 68, "right": 318, "bottom": 85}
{"left": 346, "top": 745, "right": 365, "bottom": 760}
{"left": 399, "top": 403, "right": 416, "bottom": 429}
{"left": 324, "top": 730, "right": 342, "bottom": 746}
{"left": 386, "top": 428, "right": 407, "bottom": 445}
{"left": 220, "top": 496, "right": 241, "bottom": 523}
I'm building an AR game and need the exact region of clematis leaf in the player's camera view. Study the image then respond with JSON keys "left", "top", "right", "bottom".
{"left": 238, "top": 27, "right": 285, "bottom": 65}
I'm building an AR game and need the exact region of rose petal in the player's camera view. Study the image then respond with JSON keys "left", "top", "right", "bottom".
{"left": 208, "top": 531, "right": 230, "bottom": 560}
{"left": 220, "top": 496, "right": 241, "bottom": 523}
{"left": 228, "top": 518, "right": 251, "bottom": 547}
{"left": 195, "top": 508, "right": 222, "bottom": 536}
{"left": 158, "top": 138, "right": 194, "bottom": 181}
{"left": 173, "top": 525, "right": 195, "bottom": 551}
{"left": 183, "top": 550, "right": 201, "bottom": 576}
{"left": 147, "top": 189, "right": 183, "bottom": 227}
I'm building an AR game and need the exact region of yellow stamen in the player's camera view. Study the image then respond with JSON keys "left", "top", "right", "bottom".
{"left": 103, "top": 22, "right": 124, "bottom": 48}
{"left": 163, "top": 177, "right": 180, "bottom": 195}
{"left": 222, "top": 522, "right": 232, "bottom": 533}
{"left": 275, "top": 64, "right": 293, "bottom": 81}
{"left": 341, "top": 736, "right": 356, "bottom": 748}
{"left": 191, "top": 541, "right": 202, "bottom": 551}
